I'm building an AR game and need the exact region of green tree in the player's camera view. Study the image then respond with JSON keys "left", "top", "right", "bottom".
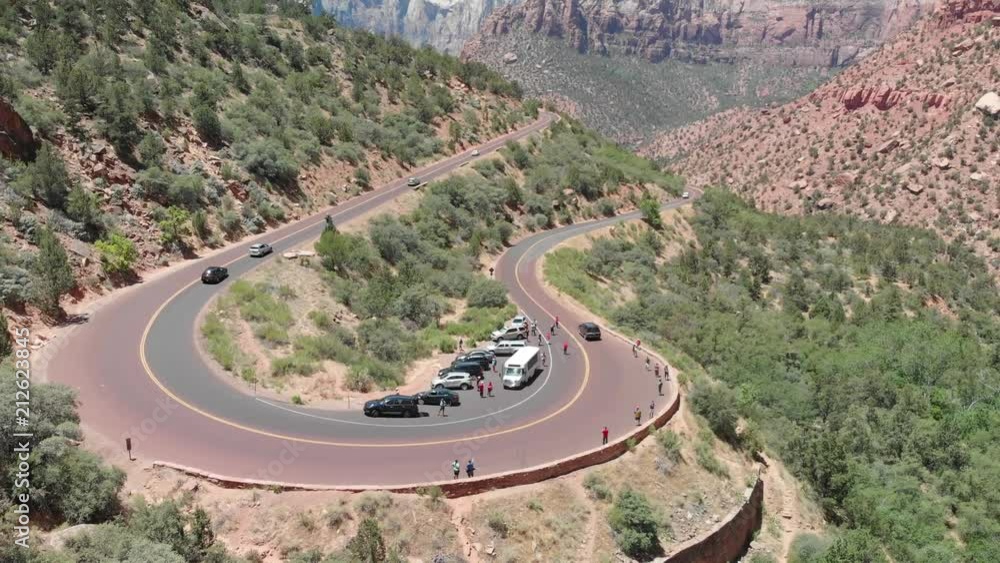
{"left": 347, "top": 517, "right": 388, "bottom": 563}
{"left": 94, "top": 233, "right": 138, "bottom": 278}
{"left": 822, "top": 530, "right": 887, "bottom": 563}
{"left": 158, "top": 207, "right": 190, "bottom": 249}
{"left": 65, "top": 184, "right": 104, "bottom": 239}
{"left": 639, "top": 197, "right": 663, "bottom": 230}
{"left": 97, "top": 80, "right": 141, "bottom": 157}
{"left": 192, "top": 103, "right": 222, "bottom": 145}
{"left": 466, "top": 278, "right": 508, "bottom": 308}
{"left": 15, "top": 142, "right": 70, "bottom": 209}
{"left": 29, "top": 228, "right": 75, "bottom": 316}
{"left": 137, "top": 131, "right": 167, "bottom": 168}
{"left": 608, "top": 489, "right": 660, "bottom": 559}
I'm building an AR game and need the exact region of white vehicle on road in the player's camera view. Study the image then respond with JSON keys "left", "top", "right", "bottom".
{"left": 249, "top": 243, "right": 273, "bottom": 257}
{"left": 502, "top": 346, "right": 540, "bottom": 389}
{"left": 487, "top": 339, "right": 527, "bottom": 356}
{"left": 432, "top": 371, "right": 474, "bottom": 390}
{"left": 509, "top": 314, "right": 528, "bottom": 330}
{"left": 471, "top": 149, "right": 480, "bottom": 156}
{"left": 682, "top": 191, "right": 690, "bottom": 199}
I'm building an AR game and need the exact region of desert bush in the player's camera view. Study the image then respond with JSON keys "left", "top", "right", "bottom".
{"left": 465, "top": 278, "right": 508, "bottom": 308}
{"left": 608, "top": 489, "right": 660, "bottom": 559}
{"left": 94, "top": 232, "right": 138, "bottom": 277}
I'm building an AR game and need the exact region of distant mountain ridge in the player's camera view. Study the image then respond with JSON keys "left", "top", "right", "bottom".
{"left": 465, "top": 0, "right": 935, "bottom": 68}
{"left": 317, "top": 0, "right": 521, "bottom": 53}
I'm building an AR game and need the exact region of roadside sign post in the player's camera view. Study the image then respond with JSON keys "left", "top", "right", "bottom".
{"left": 125, "top": 437, "right": 133, "bottom": 461}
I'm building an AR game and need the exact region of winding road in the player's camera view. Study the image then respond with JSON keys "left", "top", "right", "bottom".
{"left": 46, "top": 113, "right": 695, "bottom": 487}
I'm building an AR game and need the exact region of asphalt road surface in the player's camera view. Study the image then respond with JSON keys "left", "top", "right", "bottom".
{"left": 46, "top": 113, "right": 696, "bottom": 486}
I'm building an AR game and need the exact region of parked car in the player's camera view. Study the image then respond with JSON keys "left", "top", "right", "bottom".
{"left": 578, "top": 322, "right": 602, "bottom": 341}
{"left": 682, "top": 191, "right": 690, "bottom": 199}
{"left": 363, "top": 395, "right": 419, "bottom": 417}
{"left": 442, "top": 360, "right": 484, "bottom": 379}
{"left": 487, "top": 339, "right": 527, "bottom": 356}
{"left": 414, "top": 388, "right": 460, "bottom": 406}
{"left": 491, "top": 326, "right": 527, "bottom": 342}
{"left": 509, "top": 315, "right": 529, "bottom": 330}
{"left": 201, "top": 266, "right": 229, "bottom": 284}
{"left": 454, "top": 350, "right": 494, "bottom": 370}
{"left": 432, "top": 372, "right": 474, "bottom": 390}
{"left": 407, "top": 177, "right": 420, "bottom": 187}
{"left": 249, "top": 243, "right": 272, "bottom": 257}
{"left": 471, "top": 149, "right": 480, "bottom": 156}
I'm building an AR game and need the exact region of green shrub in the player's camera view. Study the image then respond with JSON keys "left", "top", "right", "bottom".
{"left": 608, "top": 489, "right": 660, "bottom": 559}
{"left": 29, "top": 228, "right": 75, "bottom": 316}
{"left": 201, "top": 312, "right": 240, "bottom": 372}
{"left": 94, "top": 233, "right": 138, "bottom": 277}
{"left": 694, "top": 437, "right": 728, "bottom": 478}
{"left": 14, "top": 142, "right": 70, "bottom": 208}
{"left": 789, "top": 533, "right": 832, "bottom": 563}
{"left": 192, "top": 103, "right": 223, "bottom": 145}
{"left": 583, "top": 473, "right": 613, "bottom": 501}
{"left": 158, "top": 206, "right": 190, "bottom": 249}
{"left": 639, "top": 196, "right": 663, "bottom": 230}
{"left": 487, "top": 512, "right": 509, "bottom": 538}
{"left": 465, "top": 278, "right": 508, "bottom": 308}
{"left": 656, "top": 429, "right": 682, "bottom": 463}
{"left": 270, "top": 353, "right": 316, "bottom": 378}
{"left": 236, "top": 138, "right": 299, "bottom": 185}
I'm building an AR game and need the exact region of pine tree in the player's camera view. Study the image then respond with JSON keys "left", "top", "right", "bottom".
{"left": 30, "top": 228, "right": 75, "bottom": 317}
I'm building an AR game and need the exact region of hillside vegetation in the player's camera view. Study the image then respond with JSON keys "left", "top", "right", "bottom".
{"left": 0, "top": 0, "right": 524, "bottom": 322}
{"left": 547, "top": 189, "right": 1000, "bottom": 561}
{"left": 204, "top": 116, "right": 682, "bottom": 397}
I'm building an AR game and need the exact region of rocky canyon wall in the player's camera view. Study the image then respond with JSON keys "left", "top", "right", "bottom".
{"left": 464, "top": 0, "right": 936, "bottom": 67}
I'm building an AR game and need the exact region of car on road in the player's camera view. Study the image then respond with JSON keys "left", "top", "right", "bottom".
{"left": 682, "top": 191, "right": 690, "bottom": 199}
{"left": 471, "top": 149, "right": 480, "bottom": 156}
{"left": 432, "top": 372, "right": 474, "bottom": 390}
{"left": 407, "top": 177, "right": 420, "bottom": 187}
{"left": 248, "top": 243, "right": 272, "bottom": 257}
{"left": 414, "top": 388, "right": 460, "bottom": 406}
{"left": 491, "top": 326, "right": 528, "bottom": 342}
{"left": 363, "top": 395, "right": 419, "bottom": 417}
{"left": 201, "top": 266, "right": 229, "bottom": 284}
{"left": 454, "top": 350, "right": 495, "bottom": 370}
{"left": 509, "top": 314, "right": 529, "bottom": 330}
{"left": 487, "top": 339, "right": 527, "bottom": 356}
{"left": 578, "top": 322, "right": 602, "bottom": 341}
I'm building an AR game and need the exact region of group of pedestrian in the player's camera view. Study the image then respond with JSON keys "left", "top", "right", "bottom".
{"left": 477, "top": 378, "right": 494, "bottom": 398}
{"left": 452, "top": 459, "right": 476, "bottom": 478}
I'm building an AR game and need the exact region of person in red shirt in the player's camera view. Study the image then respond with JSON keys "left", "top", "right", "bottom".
{"left": 478, "top": 380, "right": 484, "bottom": 398}
{"left": 563, "top": 341, "right": 569, "bottom": 355}
{"left": 487, "top": 381, "right": 494, "bottom": 397}
{"left": 602, "top": 426, "right": 609, "bottom": 445}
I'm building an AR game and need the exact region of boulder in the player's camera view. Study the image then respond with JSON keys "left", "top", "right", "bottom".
{"left": 905, "top": 183, "right": 924, "bottom": 195}
{"left": 884, "top": 209, "right": 898, "bottom": 223}
{"left": 876, "top": 139, "right": 899, "bottom": 154}
{"left": 816, "top": 198, "right": 835, "bottom": 210}
{"left": 931, "top": 157, "right": 950, "bottom": 169}
{"left": 894, "top": 162, "right": 919, "bottom": 176}
{"left": 502, "top": 52, "right": 518, "bottom": 64}
{"left": 833, "top": 172, "right": 857, "bottom": 187}
{"left": 47, "top": 524, "right": 99, "bottom": 550}
{"left": 974, "top": 92, "right": 1000, "bottom": 117}
{"left": 0, "top": 98, "right": 38, "bottom": 161}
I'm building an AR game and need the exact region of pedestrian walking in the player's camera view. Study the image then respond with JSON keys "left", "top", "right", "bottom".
{"left": 654, "top": 363, "right": 660, "bottom": 378}
{"left": 458, "top": 338, "right": 464, "bottom": 352}
{"left": 489, "top": 266, "right": 494, "bottom": 277}
{"left": 549, "top": 325, "right": 555, "bottom": 337}
{"left": 634, "top": 406, "right": 641, "bottom": 426}
{"left": 657, "top": 376, "right": 663, "bottom": 397}
{"left": 555, "top": 315, "right": 560, "bottom": 329}
{"left": 650, "top": 401, "right": 655, "bottom": 419}
{"left": 439, "top": 398, "right": 448, "bottom": 416}
{"left": 563, "top": 341, "right": 569, "bottom": 355}
{"left": 452, "top": 460, "right": 460, "bottom": 479}
{"left": 537, "top": 334, "right": 543, "bottom": 346}
{"left": 541, "top": 351, "right": 547, "bottom": 367}
{"left": 478, "top": 380, "right": 485, "bottom": 398}
{"left": 487, "top": 381, "right": 494, "bottom": 397}
{"left": 602, "top": 426, "right": 609, "bottom": 445}
{"left": 633, "top": 339, "right": 641, "bottom": 358}
{"left": 466, "top": 459, "right": 475, "bottom": 478}
{"left": 664, "top": 365, "right": 670, "bottom": 381}
{"left": 645, "top": 356, "right": 651, "bottom": 371}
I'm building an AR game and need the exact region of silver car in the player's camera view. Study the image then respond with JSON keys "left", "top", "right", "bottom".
{"left": 249, "top": 243, "right": 272, "bottom": 257}
{"left": 431, "top": 372, "right": 474, "bottom": 390}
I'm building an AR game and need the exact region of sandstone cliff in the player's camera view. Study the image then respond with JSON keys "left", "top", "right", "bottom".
{"left": 464, "top": 0, "right": 935, "bottom": 67}
{"left": 318, "top": 0, "right": 519, "bottom": 54}
{"left": 643, "top": 0, "right": 1000, "bottom": 270}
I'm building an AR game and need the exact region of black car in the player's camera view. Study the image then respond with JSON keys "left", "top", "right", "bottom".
{"left": 578, "top": 322, "right": 602, "bottom": 341}
{"left": 201, "top": 266, "right": 229, "bottom": 284}
{"left": 438, "top": 361, "right": 484, "bottom": 379}
{"left": 413, "top": 388, "right": 460, "bottom": 406}
{"left": 363, "top": 395, "right": 419, "bottom": 417}
{"left": 454, "top": 351, "right": 494, "bottom": 371}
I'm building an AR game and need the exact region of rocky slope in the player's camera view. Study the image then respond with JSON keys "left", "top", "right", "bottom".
{"left": 460, "top": 0, "right": 937, "bottom": 144}
{"left": 317, "top": 0, "right": 519, "bottom": 53}
{"left": 0, "top": 1, "right": 526, "bottom": 326}
{"left": 643, "top": 0, "right": 1000, "bottom": 269}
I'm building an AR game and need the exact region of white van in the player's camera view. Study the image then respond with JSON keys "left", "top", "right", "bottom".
{"left": 502, "top": 346, "right": 540, "bottom": 389}
{"left": 487, "top": 339, "right": 527, "bottom": 356}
